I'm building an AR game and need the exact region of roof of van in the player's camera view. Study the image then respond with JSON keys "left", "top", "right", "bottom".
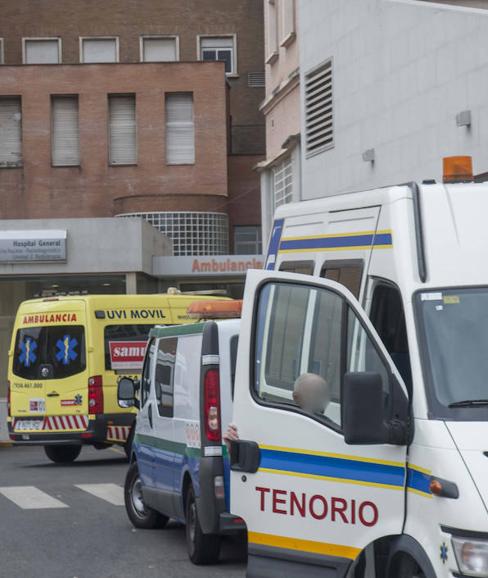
{"left": 18, "top": 294, "right": 227, "bottom": 307}
{"left": 150, "top": 318, "right": 240, "bottom": 339}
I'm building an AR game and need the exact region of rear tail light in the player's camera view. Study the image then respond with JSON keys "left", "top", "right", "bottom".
{"left": 88, "top": 375, "right": 104, "bottom": 414}
{"left": 7, "top": 381, "right": 11, "bottom": 417}
{"left": 204, "top": 369, "right": 221, "bottom": 442}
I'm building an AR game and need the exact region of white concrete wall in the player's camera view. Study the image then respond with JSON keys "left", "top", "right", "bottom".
{"left": 298, "top": 0, "right": 488, "bottom": 199}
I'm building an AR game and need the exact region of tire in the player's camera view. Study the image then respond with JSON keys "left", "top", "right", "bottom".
{"left": 44, "top": 445, "right": 81, "bottom": 463}
{"left": 185, "top": 484, "right": 221, "bottom": 565}
{"left": 391, "top": 555, "right": 426, "bottom": 578}
{"left": 124, "top": 462, "right": 168, "bottom": 530}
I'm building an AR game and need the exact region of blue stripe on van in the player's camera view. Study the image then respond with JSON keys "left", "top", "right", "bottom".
{"left": 259, "top": 448, "right": 406, "bottom": 489}
{"left": 279, "top": 232, "right": 393, "bottom": 253}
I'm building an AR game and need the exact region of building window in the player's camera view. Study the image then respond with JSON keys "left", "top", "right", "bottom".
{"left": 234, "top": 226, "right": 262, "bottom": 255}
{"left": 280, "top": 0, "right": 296, "bottom": 47}
{"left": 165, "top": 93, "right": 195, "bottom": 165}
{"left": 199, "top": 36, "right": 236, "bottom": 75}
{"left": 0, "top": 39, "right": 4, "bottom": 64}
{"left": 51, "top": 96, "right": 80, "bottom": 166}
{"left": 23, "top": 38, "right": 61, "bottom": 64}
{"left": 266, "top": 0, "right": 279, "bottom": 64}
{"left": 117, "top": 212, "right": 229, "bottom": 256}
{"left": 272, "top": 155, "right": 293, "bottom": 209}
{"left": 140, "top": 36, "right": 178, "bottom": 62}
{"left": 108, "top": 95, "right": 137, "bottom": 165}
{"left": 305, "top": 59, "right": 334, "bottom": 156}
{"left": 0, "top": 97, "right": 22, "bottom": 168}
{"left": 80, "top": 37, "right": 118, "bottom": 63}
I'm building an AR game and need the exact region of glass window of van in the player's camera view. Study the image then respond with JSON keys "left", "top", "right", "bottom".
{"left": 155, "top": 338, "right": 177, "bottom": 417}
{"left": 140, "top": 339, "right": 155, "bottom": 407}
{"left": 104, "top": 324, "right": 154, "bottom": 371}
{"left": 321, "top": 260, "right": 363, "bottom": 299}
{"left": 13, "top": 326, "right": 86, "bottom": 380}
{"left": 254, "top": 281, "right": 392, "bottom": 429}
{"left": 279, "top": 260, "right": 315, "bottom": 275}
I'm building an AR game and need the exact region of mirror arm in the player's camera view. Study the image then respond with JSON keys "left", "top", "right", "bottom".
{"left": 386, "top": 417, "right": 413, "bottom": 445}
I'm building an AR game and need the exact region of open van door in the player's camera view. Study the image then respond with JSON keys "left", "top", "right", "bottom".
{"left": 230, "top": 270, "right": 410, "bottom": 578}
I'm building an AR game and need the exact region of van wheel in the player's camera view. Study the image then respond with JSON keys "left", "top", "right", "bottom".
{"left": 44, "top": 445, "right": 81, "bottom": 463}
{"left": 391, "top": 554, "right": 426, "bottom": 578}
{"left": 185, "top": 484, "right": 221, "bottom": 565}
{"left": 124, "top": 462, "right": 168, "bottom": 530}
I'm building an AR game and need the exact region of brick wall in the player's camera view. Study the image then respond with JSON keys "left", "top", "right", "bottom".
{"left": 0, "top": 63, "right": 229, "bottom": 219}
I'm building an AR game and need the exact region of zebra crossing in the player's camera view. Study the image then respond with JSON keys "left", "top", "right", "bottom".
{"left": 0, "top": 483, "right": 124, "bottom": 510}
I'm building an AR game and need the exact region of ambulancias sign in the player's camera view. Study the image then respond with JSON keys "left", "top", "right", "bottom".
{"left": 153, "top": 255, "right": 265, "bottom": 277}
{"left": 0, "top": 230, "right": 67, "bottom": 263}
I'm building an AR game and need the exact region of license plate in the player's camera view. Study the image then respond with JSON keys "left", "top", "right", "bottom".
{"left": 15, "top": 419, "right": 43, "bottom": 432}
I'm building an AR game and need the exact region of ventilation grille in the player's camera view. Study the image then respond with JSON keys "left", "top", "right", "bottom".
{"left": 248, "top": 71, "right": 265, "bottom": 88}
{"left": 305, "top": 60, "right": 333, "bottom": 155}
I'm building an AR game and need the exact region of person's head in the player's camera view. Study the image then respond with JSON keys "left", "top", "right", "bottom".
{"left": 292, "top": 373, "right": 330, "bottom": 414}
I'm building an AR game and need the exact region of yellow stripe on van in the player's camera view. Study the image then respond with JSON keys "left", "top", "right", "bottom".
{"left": 281, "top": 229, "right": 392, "bottom": 241}
{"left": 248, "top": 531, "right": 361, "bottom": 561}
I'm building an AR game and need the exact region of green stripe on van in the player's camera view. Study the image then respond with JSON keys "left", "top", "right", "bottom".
{"left": 134, "top": 433, "right": 201, "bottom": 458}
{"left": 149, "top": 322, "right": 206, "bottom": 339}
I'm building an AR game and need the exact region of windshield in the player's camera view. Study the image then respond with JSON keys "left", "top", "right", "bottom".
{"left": 417, "top": 288, "right": 488, "bottom": 416}
{"left": 13, "top": 325, "right": 86, "bottom": 380}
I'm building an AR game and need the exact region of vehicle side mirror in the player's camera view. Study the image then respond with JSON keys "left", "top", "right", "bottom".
{"left": 118, "top": 377, "right": 139, "bottom": 409}
{"left": 343, "top": 372, "right": 410, "bottom": 446}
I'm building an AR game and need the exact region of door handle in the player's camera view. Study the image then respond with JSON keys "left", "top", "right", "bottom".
{"left": 148, "top": 403, "right": 153, "bottom": 428}
{"left": 47, "top": 391, "right": 59, "bottom": 397}
{"left": 230, "top": 440, "right": 261, "bottom": 473}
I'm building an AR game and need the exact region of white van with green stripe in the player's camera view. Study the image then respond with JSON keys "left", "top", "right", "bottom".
{"left": 230, "top": 168, "right": 488, "bottom": 578}
{"left": 117, "top": 317, "right": 244, "bottom": 565}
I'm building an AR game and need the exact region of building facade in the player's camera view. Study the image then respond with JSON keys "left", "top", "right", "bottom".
{"left": 259, "top": 0, "right": 301, "bottom": 244}
{"left": 297, "top": 0, "right": 488, "bottom": 201}
{"left": 0, "top": 1, "right": 266, "bottom": 418}
{"left": 0, "top": 0, "right": 265, "bottom": 254}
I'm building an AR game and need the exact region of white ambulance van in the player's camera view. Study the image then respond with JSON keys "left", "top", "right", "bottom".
{"left": 118, "top": 301, "right": 244, "bottom": 565}
{"left": 230, "top": 157, "right": 488, "bottom": 578}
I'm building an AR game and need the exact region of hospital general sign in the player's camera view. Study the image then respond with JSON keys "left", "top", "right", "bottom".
{"left": 0, "top": 230, "right": 67, "bottom": 263}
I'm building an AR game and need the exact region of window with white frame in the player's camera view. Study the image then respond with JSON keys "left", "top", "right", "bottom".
{"left": 165, "top": 93, "right": 195, "bottom": 165}
{"left": 280, "top": 0, "right": 296, "bottom": 46}
{"left": 0, "top": 97, "right": 22, "bottom": 167}
{"left": 51, "top": 96, "right": 80, "bottom": 166}
{"left": 234, "top": 226, "right": 262, "bottom": 255}
{"left": 0, "top": 39, "right": 4, "bottom": 64}
{"left": 272, "top": 155, "right": 293, "bottom": 209}
{"left": 141, "top": 36, "right": 178, "bottom": 62}
{"left": 24, "top": 38, "right": 61, "bottom": 64}
{"left": 200, "top": 36, "right": 236, "bottom": 75}
{"left": 81, "top": 37, "right": 118, "bottom": 63}
{"left": 266, "top": 0, "right": 278, "bottom": 63}
{"left": 305, "top": 59, "right": 334, "bottom": 156}
{"left": 108, "top": 95, "right": 137, "bottom": 165}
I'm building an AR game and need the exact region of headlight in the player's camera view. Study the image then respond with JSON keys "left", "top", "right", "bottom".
{"left": 452, "top": 537, "right": 488, "bottom": 577}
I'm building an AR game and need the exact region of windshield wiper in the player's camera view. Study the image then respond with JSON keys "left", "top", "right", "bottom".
{"left": 449, "top": 399, "right": 488, "bottom": 408}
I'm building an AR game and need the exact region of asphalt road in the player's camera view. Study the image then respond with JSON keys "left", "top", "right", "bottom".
{"left": 0, "top": 445, "right": 246, "bottom": 578}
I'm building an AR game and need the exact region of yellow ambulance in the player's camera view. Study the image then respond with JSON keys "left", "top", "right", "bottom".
{"left": 7, "top": 293, "right": 225, "bottom": 463}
